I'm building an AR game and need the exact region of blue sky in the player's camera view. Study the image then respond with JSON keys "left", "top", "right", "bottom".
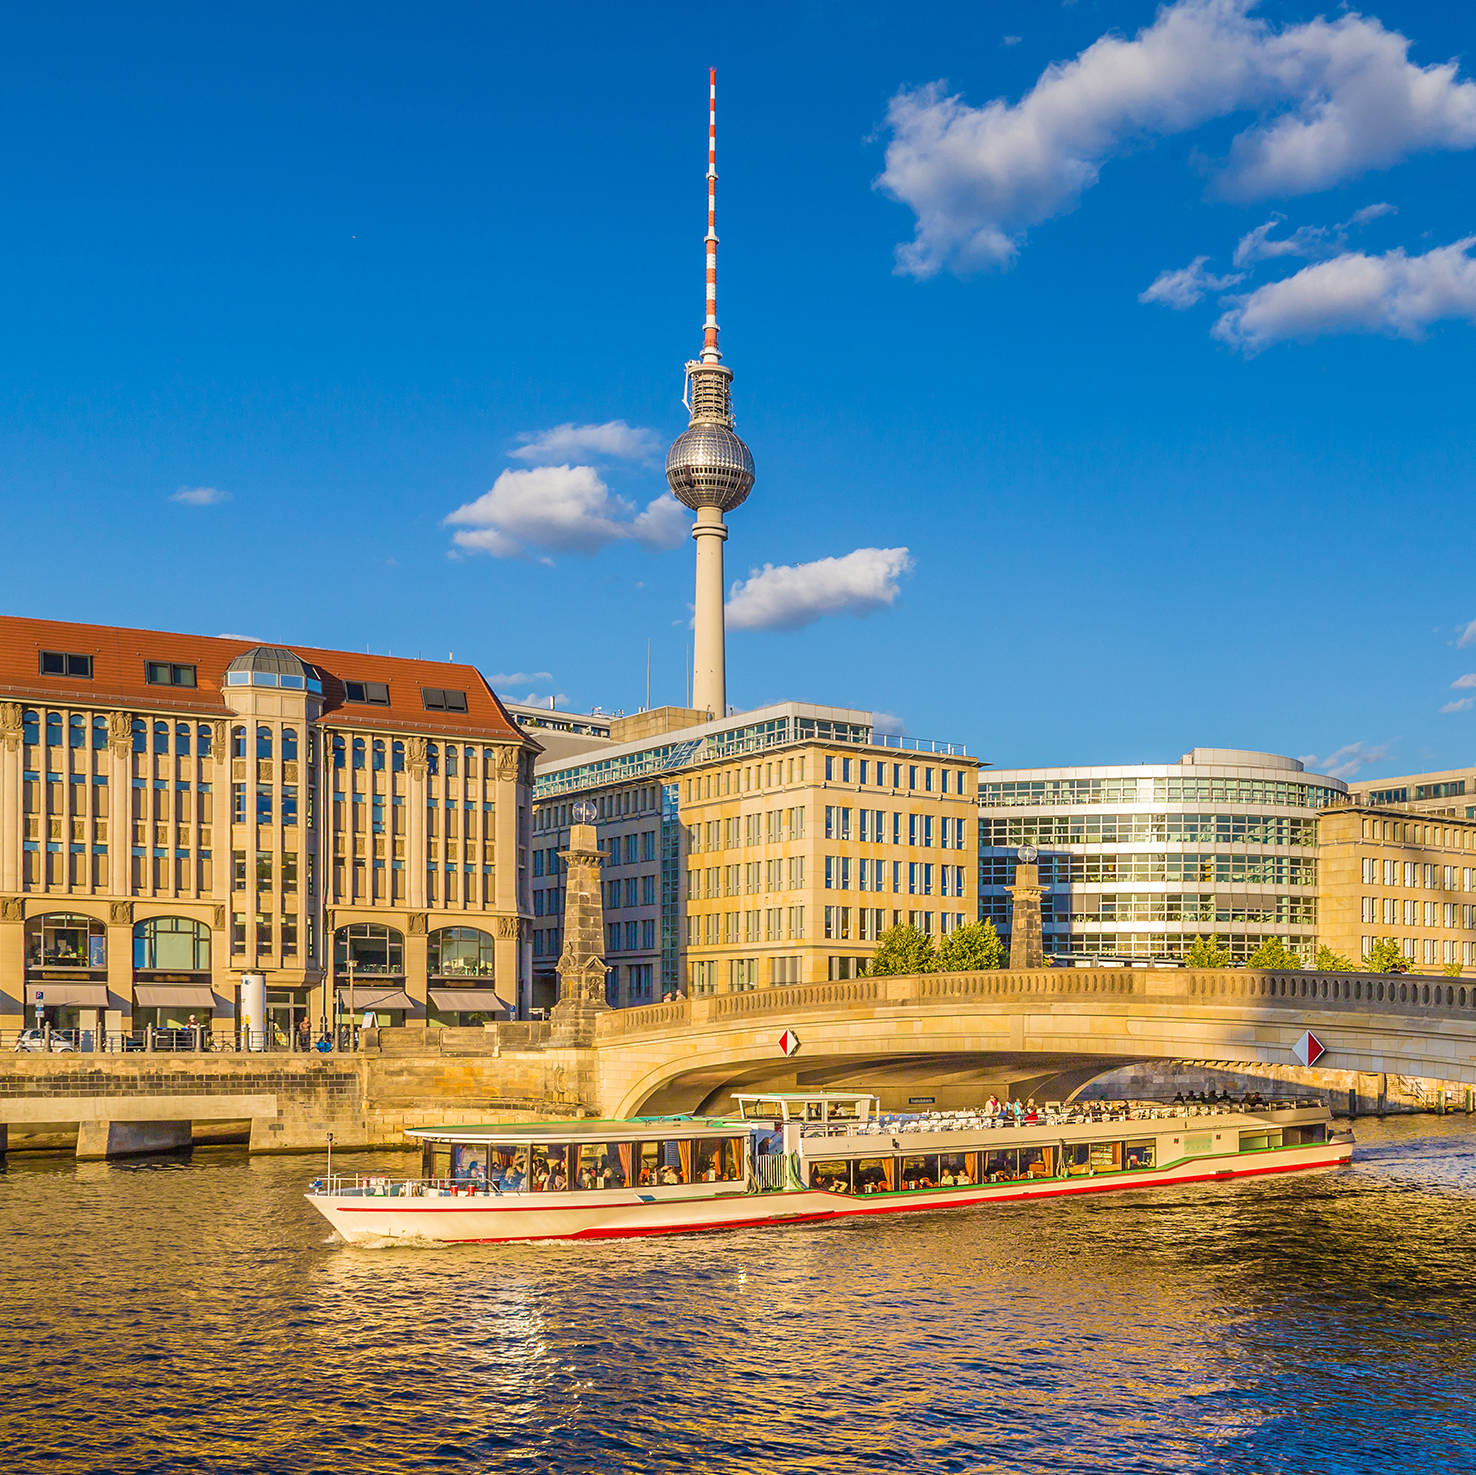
{"left": 4, "top": 1, "right": 1475, "bottom": 781}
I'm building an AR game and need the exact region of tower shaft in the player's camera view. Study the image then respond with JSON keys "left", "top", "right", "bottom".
{"left": 692, "top": 506, "right": 728, "bottom": 719}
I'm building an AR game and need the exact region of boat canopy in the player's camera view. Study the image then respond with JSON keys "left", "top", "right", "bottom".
{"left": 406, "top": 1115, "right": 748, "bottom": 1146}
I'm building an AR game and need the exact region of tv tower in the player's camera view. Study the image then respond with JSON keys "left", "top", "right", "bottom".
{"left": 664, "top": 68, "right": 755, "bottom": 720}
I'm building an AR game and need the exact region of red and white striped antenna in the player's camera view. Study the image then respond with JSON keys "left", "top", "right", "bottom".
{"left": 702, "top": 66, "right": 721, "bottom": 364}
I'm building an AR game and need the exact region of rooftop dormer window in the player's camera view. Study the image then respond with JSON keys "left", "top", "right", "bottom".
{"left": 343, "top": 680, "right": 391, "bottom": 705}
{"left": 145, "top": 661, "right": 197, "bottom": 688}
{"left": 421, "top": 688, "right": 468, "bottom": 713}
{"left": 38, "top": 650, "right": 92, "bottom": 679}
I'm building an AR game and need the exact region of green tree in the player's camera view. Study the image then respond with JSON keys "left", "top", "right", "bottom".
{"left": 1184, "top": 934, "right": 1232, "bottom": 968}
{"left": 937, "top": 920, "right": 1006, "bottom": 972}
{"left": 1314, "top": 944, "right": 1358, "bottom": 973}
{"left": 1362, "top": 937, "right": 1408, "bottom": 973}
{"left": 870, "top": 924, "right": 937, "bottom": 977}
{"left": 1443, "top": 961, "right": 1464, "bottom": 977}
{"left": 1245, "top": 937, "right": 1302, "bottom": 970}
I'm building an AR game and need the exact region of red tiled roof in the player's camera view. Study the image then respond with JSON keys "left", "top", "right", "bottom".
{"left": 0, "top": 614, "right": 532, "bottom": 745}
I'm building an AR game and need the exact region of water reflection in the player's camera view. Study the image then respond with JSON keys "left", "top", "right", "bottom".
{"left": 2, "top": 1116, "right": 1475, "bottom": 1473}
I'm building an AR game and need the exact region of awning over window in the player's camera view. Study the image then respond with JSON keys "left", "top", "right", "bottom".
{"left": 336, "top": 987, "right": 415, "bottom": 1012}
{"left": 133, "top": 985, "right": 218, "bottom": 1009}
{"left": 24, "top": 983, "right": 109, "bottom": 1008}
{"left": 428, "top": 988, "right": 513, "bottom": 1015}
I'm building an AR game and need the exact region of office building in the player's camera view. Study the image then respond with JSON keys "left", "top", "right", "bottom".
{"left": 977, "top": 748, "right": 1346, "bottom": 964}
{"left": 1346, "top": 766, "right": 1476, "bottom": 819}
{"left": 0, "top": 616, "right": 536, "bottom": 1038}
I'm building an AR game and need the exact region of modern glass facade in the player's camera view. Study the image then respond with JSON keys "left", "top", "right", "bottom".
{"left": 978, "top": 748, "right": 1346, "bottom": 964}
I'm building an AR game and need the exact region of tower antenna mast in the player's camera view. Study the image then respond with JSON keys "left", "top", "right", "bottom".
{"left": 664, "top": 68, "right": 755, "bottom": 720}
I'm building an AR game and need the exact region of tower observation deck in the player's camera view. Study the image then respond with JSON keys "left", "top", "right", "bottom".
{"left": 664, "top": 68, "right": 754, "bottom": 720}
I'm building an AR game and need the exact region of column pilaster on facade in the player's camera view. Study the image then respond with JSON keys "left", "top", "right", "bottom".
{"left": 0, "top": 911, "right": 24, "bottom": 1025}
{"left": 105, "top": 903, "right": 134, "bottom": 1021}
{"left": 405, "top": 746, "right": 427, "bottom": 910}
{"left": 404, "top": 913, "right": 429, "bottom": 1021}
{"left": 1, "top": 702, "right": 23, "bottom": 894}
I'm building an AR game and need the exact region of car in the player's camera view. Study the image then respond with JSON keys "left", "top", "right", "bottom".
{"left": 13, "top": 1028, "right": 76, "bottom": 1053}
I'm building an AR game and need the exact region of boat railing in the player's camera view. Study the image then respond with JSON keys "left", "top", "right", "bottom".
{"left": 798, "top": 1098, "right": 1315, "bottom": 1138}
{"left": 308, "top": 1171, "right": 748, "bottom": 1198}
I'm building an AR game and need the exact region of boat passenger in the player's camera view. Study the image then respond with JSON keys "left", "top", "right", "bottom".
{"left": 658, "top": 1164, "right": 681, "bottom": 1185}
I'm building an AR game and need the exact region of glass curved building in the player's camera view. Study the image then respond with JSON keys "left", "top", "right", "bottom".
{"left": 978, "top": 748, "right": 1347, "bottom": 964}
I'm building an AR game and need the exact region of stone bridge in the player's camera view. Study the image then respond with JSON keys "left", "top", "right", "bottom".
{"left": 589, "top": 966, "right": 1476, "bottom": 1117}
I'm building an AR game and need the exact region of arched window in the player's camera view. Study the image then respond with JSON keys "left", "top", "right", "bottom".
{"left": 331, "top": 734, "right": 345, "bottom": 769}
{"left": 45, "top": 713, "right": 62, "bottom": 747}
{"left": 25, "top": 913, "right": 106, "bottom": 969}
{"left": 68, "top": 714, "right": 85, "bottom": 749}
{"left": 132, "top": 717, "right": 147, "bottom": 754}
{"left": 22, "top": 709, "right": 39, "bottom": 745}
{"left": 392, "top": 740, "right": 405, "bottom": 774}
{"left": 428, "top": 926, "right": 496, "bottom": 978}
{"left": 197, "top": 723, "right": 213, "bottom": 757}
{"left": 92, "top": 716, "right": 108, "bottom": 750}
{"left": 334, "top": 923, "right": 404, "bottom": 976}
{"left": 256, "top": 725, "right": 273, "bottom": 760}
{"left": 352, "top": 738, "right": 366, "bottom": 771}
{"left": 426, "top": 743, "right": 439, "bottom": 776}
{"left": 282, "top": 727, "right": 299, "bottom": 761}
{"left": 175, "top": 722, "right": 191, "bottom": 756}
{"left": 153, "top": 720, "right": 169, "bottom": 754}
{"left": 446, "top": 745, "right": 458, "bottom": 777}
{"left": 133, "top": 916, "right": 211, "bottom": 971}
{"left": 231, "top": 725, "right": 247, "bottom": 759}
{"left": 372, "top": 740, "right": 385, "bottom": 772}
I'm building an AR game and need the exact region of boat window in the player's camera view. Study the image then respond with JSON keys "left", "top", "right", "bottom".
{"left": 1282, "top": 1124, "right": 1324, "bottom": 1145}
{"left": 1123, "top": 1140, "right": 1155, "bottom": 1170}
{"left": 638, "top": 1141, "right": 661, "bottom": 1186}
{"left": 430, "top": 1145, "right": 452, "bottom": 1182}
{"left": 574, "top": 1142, "right": 629, "bottom": 1189}
{"left": 810, "top": 1159, "right": 851, "bottom": 1193}
{"left": 1089, "top": 1142, "right": 1122, "bottom": 1172}
{"left": 1238, "top": 1129, "right": 1283, "bottom": 1152}
{"left": 804, "top": 1101, "right": 824, "bottom": 1122}
{"left": 900, "top": 1154, "right": 939, "bottom": 1190}
{"left": 452, "top": 1144, "right": 490, "bottom": 1183}
{"left": 654, "top": 1140, "right": 689, "bottom": 1185}
{"left": 984, "top": 1148, "right": 1019, "bottom": 1182}
{"left": 1019, "top": 1145, "right": 1054, "bottom": 1179}
{"left": 937, "top": 1152, "right": 973, "bottom": 1186}
{"left": 694, "top": 1137, "right": 744, "bottom": 1183}
{"left": 527, "top": 1144, "right": 574, "bottom": 1191}
{"left": 1064, "top": 1144, "right": 1092, "bottom": 1176}
{"left": 854, "top": 1157, "right": 893, "bottom": 1194}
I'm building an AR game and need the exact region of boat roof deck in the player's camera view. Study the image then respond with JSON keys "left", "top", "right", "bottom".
{"left": 407, "top": 1115, "right": 749, "bottom": 1144}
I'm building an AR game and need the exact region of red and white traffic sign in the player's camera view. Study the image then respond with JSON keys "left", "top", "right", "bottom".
{"left": 1293, "top": 1030, "right": 1325, "bottom": 1067}
{"left": 778, "top": 1028, "right": 800, "bottom": 1057}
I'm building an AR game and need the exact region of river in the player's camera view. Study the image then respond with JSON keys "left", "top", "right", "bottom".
{"left": 2, "top": 1115, "right": 1474, "bottom": 1474}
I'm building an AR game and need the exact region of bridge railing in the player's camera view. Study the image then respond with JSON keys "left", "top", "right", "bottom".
{"left": 595, "top": 967, "right": 1476, "bottom": 1039}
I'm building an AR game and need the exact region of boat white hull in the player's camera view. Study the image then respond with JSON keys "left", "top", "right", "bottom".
{"left": 307, "top": 1140, "right": 1352, "bottom": 1244}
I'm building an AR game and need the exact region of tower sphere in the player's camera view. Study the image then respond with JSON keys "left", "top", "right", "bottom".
{"left": 665, "top": 422, "right": 755, "bottom": 512}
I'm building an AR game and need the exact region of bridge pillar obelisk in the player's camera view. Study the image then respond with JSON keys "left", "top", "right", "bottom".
{"left": 550, "top": 809, "right": 611, "bottom": 1045}
{"left": 1008, "top": 846, "right": 1045, "bottom": 970}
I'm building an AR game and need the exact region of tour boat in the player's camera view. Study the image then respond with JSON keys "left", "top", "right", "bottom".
{"left": 305, "top": 1090, "right": 1353, "bottom": 1244}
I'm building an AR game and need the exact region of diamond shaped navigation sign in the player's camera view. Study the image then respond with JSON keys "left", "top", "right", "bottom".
{"left": 1293, "top": 1030, "right": 1325, "bottom": 1067}
{"left": 778, "top": 1028, "right": 801, "bottom": 1057}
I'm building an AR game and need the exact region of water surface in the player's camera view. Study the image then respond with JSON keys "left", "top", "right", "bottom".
{"left": 3, "top": 1115, "right": 1474, "bottom": 1474}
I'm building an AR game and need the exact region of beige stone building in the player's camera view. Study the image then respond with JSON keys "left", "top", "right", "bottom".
{"left": 532, "top": 702, "right": 978, "bottom": 996}
{"left": 0, "top": 616, "right": 537, "bottom": 1040}
{"left": 1316, "top": 802, "right": 1476, "bottom": 972}
{"left": 1346, "top": 766, "right": 1476, "bottom": 819}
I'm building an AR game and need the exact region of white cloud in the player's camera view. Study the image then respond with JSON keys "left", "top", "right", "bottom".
{"left": 487, "top": 670, "right": 554, "bottom": 686}
{"left": 1442, "top": 698, "right": 1475, "bottom": 714}
{"left": 726, "top": 547, "right": 913, "bottom": 632}
{"left": 172, "top": 486, "right": 231, "bottom": 506}
{"left": 1213, "top": 236, "right": 1476, "bottom": 351}
{"left": 1457, "top": 619, "right": 1476, "bottom": 648}
{"left": 217, "top": 631, "right": 268, "bottom": 642}
{"left": 1233, "top": 202, "right": 1399, "bottom": 266}
{"left": 877, "top": 0, "right": 1476, "bottom": 276}
{"left": 1140, "top": 256, "right": 1244, "bottom": 309}
{"left": 509, "top": 420, "right": 659, "bottom": 465}
{"left": 1298, "top": 740, "right": 1396, "bottom": 779}
{"left": 444, "top": 466, "right": 689, "bottom": 559}
{"left": 1452, "top": 674, "right": 1476, "bottom": 689}
{"left": 871, "top": 712, "right": 907, "bottom": 739}
{"left": 1002, "top": 35, "right": 1022, "bottom": 47}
